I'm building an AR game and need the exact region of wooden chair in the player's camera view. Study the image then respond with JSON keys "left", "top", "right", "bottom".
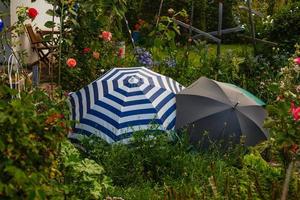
{"left": 25, "top": 24, "right": 58, "bottom": 67}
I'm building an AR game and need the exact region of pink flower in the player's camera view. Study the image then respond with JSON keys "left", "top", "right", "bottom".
{"left": 290, "top": 102, "right": 300, "bottom": 121}
{"left": 294, "top": 57, "right": 300, "bottom": 65}
{"left": 92, "top": 51, "right": 100, "bottom": 60}
{"left": 101, "top": 31, "right": 112, "bottom": 41}
{"left": 28, "top": 8, "right": 38, "bottom": 19}
{"left": 66, "top": 58, "right": 77, "bottom": 68}
{"left": 83, "top": 47, "right": 91, "bottom": 54}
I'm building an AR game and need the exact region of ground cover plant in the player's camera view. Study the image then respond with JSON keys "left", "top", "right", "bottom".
{"left": 0, "top": 0, "right": 299, "bottom": 199}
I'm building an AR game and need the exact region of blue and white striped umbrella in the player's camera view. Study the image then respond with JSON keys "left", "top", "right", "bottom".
{"left": 68, "top": 67, "right": 184, "bottom": 144}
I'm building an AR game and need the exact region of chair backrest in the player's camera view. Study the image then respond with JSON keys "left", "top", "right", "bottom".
{"left": 25, "top": 24, "right": 42, "bottom": 45}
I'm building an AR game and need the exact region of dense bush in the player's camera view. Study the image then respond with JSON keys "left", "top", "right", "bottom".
{"left": 0, "top": 86, "right": 69, "bottom": 199}
{"left": 263, "top": 2, "right": 300, "bottom": 53}
{"left": 0, "top": 85, "right": 112, "bottom": 199}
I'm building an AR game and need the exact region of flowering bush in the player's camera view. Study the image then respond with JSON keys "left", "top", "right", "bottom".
{"left": 0, "top": 86, "right": 70, "bottom": 199}
{"left": 50, "top": 0, "right": 130, "bottom": 91}
{"left": 264, "top": 46, "right": 300, "bottom": 164}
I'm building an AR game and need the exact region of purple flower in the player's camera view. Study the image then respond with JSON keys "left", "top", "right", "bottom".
{"left": 135, "top": 47, "right": 153, "bottom": 67}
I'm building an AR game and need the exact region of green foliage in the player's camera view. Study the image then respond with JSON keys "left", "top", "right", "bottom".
{"left": 75, "top": 132, "right": 291, "bottom": 199}
{"left": 150, "top": 43, "right": 284, "bottom": 104}
{"left": 0, "top": 86, "right": 69, "bottom": 199}
{"left": 125, "top": 0, "right": 238, "bottom": 33}
{"left": 0, "top": 84, "right": 112, "bottom": 199}
{"left": 60, "top": 141, "right": 112, "bottom": 200}
{"left": 263, "top": 2, "right": 300, "bottom": 53}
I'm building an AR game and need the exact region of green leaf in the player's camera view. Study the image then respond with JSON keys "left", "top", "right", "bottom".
{"left": 45, "top": 9, "right": 55, "bottom": 17}
{"left": 44, "top": 21, "right": 56, "bottom": 29}
{"left": 4, "top": 166, "right": 27, "bottom": 184}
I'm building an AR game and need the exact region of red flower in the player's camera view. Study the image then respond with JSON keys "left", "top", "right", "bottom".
{"left": 118, "top": 47, "right": 125, "bottom": 58}
{"left": 294, "top": 57, "right": 300, "bottom": 65}
{"left": 290, "top": 102, "right": 300, "bottom": 121}
{"left": 101, "top": 31, "right": 112, "bottom": 41}
{"left": 28, "top": 8, "right": 38, "bottom": 19}
{"left": 66, "top": 58, "right": 77, "bottom": 68}
{"left": 45, "top": 113, "right": 64, "bottom": 124}
{"left": 83, "top": 47, "right": 91, "bottom": 54}
{"left": 134, "top": 23, "right": 141, "bottom": 31}
{"left": 290, "top": 144, "right": 299, "bottom": 154}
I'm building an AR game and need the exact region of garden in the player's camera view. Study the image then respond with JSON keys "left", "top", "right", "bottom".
{"left": 0, "top": 0, "right": 299, "bottom": 199}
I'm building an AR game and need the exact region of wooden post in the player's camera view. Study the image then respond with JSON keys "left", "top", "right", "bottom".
{"left": 281, "top": 161, "right": 294, "bottom": 200}
{"left": 247, "top": 0, "right": 256, "bottom": 53}
{"left": 156, "top": 0, "right": 164, "bottom": 27}
{"left": 189, "top": 1, "right": 194, "bottom": 37}
{"left": 217, "top": 1, "right": 223, "bottom": 58}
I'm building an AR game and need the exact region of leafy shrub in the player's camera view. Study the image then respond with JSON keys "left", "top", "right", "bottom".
{"left": 0, "top": 84, "right": 112, "bottom": 199}
{"left": 264, "top": 2, "right": 300, "bottom": 53}
{"left": 0, "top": 86, "right": 69, "bottom": 199}
{"left": 60, "top": 141, "right": 112, "bottom": 200}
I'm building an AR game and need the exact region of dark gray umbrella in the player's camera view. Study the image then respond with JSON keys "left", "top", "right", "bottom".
{"left": 176, "top": 77, "right": 268, "bottom": 146}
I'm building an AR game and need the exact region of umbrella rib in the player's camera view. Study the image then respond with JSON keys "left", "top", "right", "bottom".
{"left": 236, "top": 110, "right": 269, "bottom": 139}
{"left": 210, "top": 80, "right": 234, "bottom": 105}
{"left": 236, "top": 105, "right": 267, "bottom": 126}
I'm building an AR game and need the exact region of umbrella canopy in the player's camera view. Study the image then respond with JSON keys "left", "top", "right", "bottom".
{"left": 176, "top": 77, "right": 268, "bottom": 146}
{"left": 69, "top": 67, "right": 184, "bottom": 144}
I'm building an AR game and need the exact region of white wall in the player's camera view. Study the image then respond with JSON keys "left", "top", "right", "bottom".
{"left": 10, "top": 0, "right": 59, "bottom": 64}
